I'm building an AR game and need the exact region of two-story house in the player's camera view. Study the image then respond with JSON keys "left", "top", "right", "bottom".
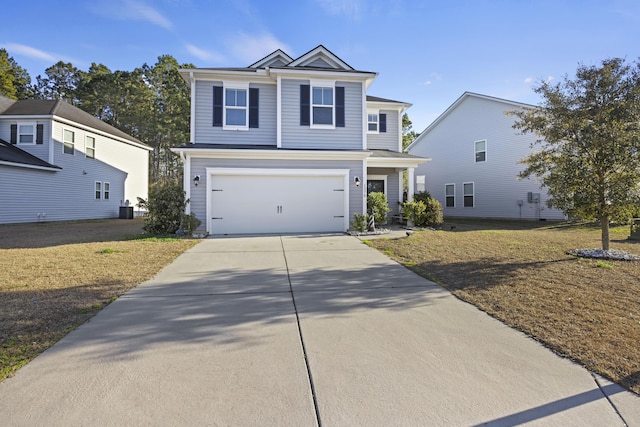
{"left": 407, "top": 92, "right": 565, "bottom": 220}
{"left": 0, "top": 96, "right": 151, "bottom": 224}
{"left": 173, "top": 45, "right": 427, "bottom": 234}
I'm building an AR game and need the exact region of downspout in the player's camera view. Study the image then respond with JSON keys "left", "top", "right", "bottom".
{"left": 181, "top": 151, "right": 191, "bottom": 214}
{"left": 190, "top": 72, "right": 195, "bottom": 144}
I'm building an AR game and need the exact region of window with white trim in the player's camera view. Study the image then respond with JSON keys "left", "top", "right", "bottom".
{"left": 445, "top": 184, "right": 455, "bottom": 208}
{"left": 463, "top": 182, "right": 474, "bottom": 207}
{"left": 104, "top": 182, "right": 110, "bottom": 200}
{"left": 311, "top": 84, "right": 334, "bottom": 126}
{"left": 95, "top": 181, "right": 102, "bottom": 200}
{"left": 18, "top": 123, "right": 35, "bottom": 144}
{"left": 416, "top": 175, "right": 426, "bottom": 193}
{"left": 224, "top": 84, "right": 249, "bottom": 129}
{"left": 367, "top": 112, "right": 379, "bottom": 133}
{"left": 63, "top": 129, "right": 75, "bottom": 155}
{"left": 85, "top": 136, "right": 95, "bottom": 159}
{"left": 475, "top": 139, "right": 487, "bottom": 162}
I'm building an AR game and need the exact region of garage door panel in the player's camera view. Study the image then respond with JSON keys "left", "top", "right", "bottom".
{"left": 210, "top": 173, "right": 346, "bottom": 234}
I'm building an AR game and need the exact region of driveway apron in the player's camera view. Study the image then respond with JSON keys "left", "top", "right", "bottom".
{"left": 0, "top": 234, "right": 638, "bottom": 426}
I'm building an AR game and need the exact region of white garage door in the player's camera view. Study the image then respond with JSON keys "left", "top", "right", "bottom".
{"left": 209, "top": 170, "right": 347, "bottom": 234}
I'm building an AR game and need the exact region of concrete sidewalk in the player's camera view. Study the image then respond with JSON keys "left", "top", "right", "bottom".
{"left": 0, "top": 234, "right": 638, "bottom": 426}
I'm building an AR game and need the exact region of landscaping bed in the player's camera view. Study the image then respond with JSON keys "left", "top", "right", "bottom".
{"left": 370, "top": 219, "right": 640, "bottom": 395}
{"left": 0, "top": 219, "right": 198, "bottom": 381}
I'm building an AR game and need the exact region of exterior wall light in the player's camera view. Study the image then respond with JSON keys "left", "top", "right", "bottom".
{"left": 193, "top": 175, "right": 200, "bottom": 186}
{"left": 354, "top": 176, "right": 361, "bottom": 187}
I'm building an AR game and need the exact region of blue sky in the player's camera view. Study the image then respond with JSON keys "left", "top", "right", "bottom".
{"left": 2, "top": 0, "right": 639, "bottom": 132}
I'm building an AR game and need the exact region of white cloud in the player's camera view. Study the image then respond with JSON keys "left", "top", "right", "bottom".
{"left": 423, "top": 80, "right": 432, "bottom": 86}
{"left": 227, "top": 32, "right": 291, "bottom": 64}
{"left": 185, "top": 44, "right": 227, "bottom": 63}
{"left": 92, "top": 0, "right": 173, "bottom": 30}
{"left": 524, "top": 77, "right": 534, "bottom": 84}
{"left": 545, "top": 75, "right": 555, "bottom": 84}
{"left": 3, "top": 43, "right": 57, "bottom": 62}
{"left": 314, "top": 0, "right": 364, "bottom": 20}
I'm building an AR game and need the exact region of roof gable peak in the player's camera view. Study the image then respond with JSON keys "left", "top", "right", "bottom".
{"left": 287, "top": 45, "right": 354, "bottom": 70}
{"left": 248, "top": 49, "right": 293, "bottom": 69}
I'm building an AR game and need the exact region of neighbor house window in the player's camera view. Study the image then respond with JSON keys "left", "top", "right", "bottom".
{"left": 312, "top": 85, "right": 334, "bottom": 126}
{"left": 416, "top": 175, "right": 426, "bottom": 193}
{"left": 85, "top": 136, "right": 95, "bottom": 159}
{"left": 445, "top": 184, "right": 455, "bottom": 207}
{"left": 95, "top": 181, "right": 101, "bottom": 199}
{"left": 463, "top": 182, "right": 474, "bottom": 207}
{"left": 103, "top": 182, "right": 110, "bottom": 200}
{"left": 367, "top": 112, "right": 379, "bottom": 133}
{"left": 475, "top": 139, "right": 487, "bottom": 162}
{"left": 18, "top": 123, "right": 35, "bottom": 144}
{"left": 224, "top": 87, "right": 248, "bottom": 128}
{"left": 63, "top": 129, "right": 75, "bottom": 155}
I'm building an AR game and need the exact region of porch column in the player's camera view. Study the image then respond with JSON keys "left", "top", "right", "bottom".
{"left": 407, "top": 167, "right": 415, "bottom": 201}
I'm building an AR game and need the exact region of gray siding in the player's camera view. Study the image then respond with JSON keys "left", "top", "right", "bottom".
{"left": 188, "top": 157, "right": 364, "bottom": 230}
{"left": 193, "top": 80, "right": 277, "bottom": 145}
{"left": 0, "top": 119, "right": 51, "bottom": 162}
{"left": 281, "top": 79, "right": 363, "bottom": 150}
{"left": 409, "top": 95, "right": 565, "bottom": 220}
{"left": 366, "top": 110, "right": 399, "bottom": 151}
{"left": 0, "top": 119, "right": 148, "bottom": 224}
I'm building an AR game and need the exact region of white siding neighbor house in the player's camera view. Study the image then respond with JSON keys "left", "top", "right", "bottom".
{"left": 407, "top": 92, "right": 565, "bottom": 220}
{"left": 173, "top": 45, "right": 427, "bottom": 234}
{"left": 0, "top": 96, "right": 151, "bottom": 224}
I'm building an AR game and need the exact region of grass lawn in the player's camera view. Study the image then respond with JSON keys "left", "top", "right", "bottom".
{"left": 370, "top": 218, "right": 640, "bottom": 395}
{"left": 0, "top": 218, "right": 198, "bottom": 382}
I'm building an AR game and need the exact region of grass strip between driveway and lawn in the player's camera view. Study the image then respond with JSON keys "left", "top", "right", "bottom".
{"left": 0, "top": 218, "right": 198, "bottom": 382}
{"left": 370, "top": 219, "right": 640, "bottom": 395}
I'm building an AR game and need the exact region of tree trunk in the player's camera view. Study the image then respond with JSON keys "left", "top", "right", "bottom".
{"left": 600, "top": 215, "right": 610, "bottom": 250}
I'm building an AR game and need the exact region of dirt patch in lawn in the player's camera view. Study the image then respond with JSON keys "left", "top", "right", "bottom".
{"left": 0, "top": 218, "right": 198, "bottom": 381}
{"left": 371, "top": 219, "right": 640, "bottom": 395}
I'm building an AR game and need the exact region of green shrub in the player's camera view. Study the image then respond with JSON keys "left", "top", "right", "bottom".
{"left": 367, "top": 192, "right": 390, "bottom": 225}
{"left": 182, "top": 212, "right": 202, "bottom": 235}
{"left": 351, "top": 213, "right": 368, "bottom": 232}
{"left": 141, "top": 180, "right": 188, "bottom": 234}
{"left": 402, "top": 196, "right": 443, "bottom": 227}
{"left": 413, "top": 191, "right": 432, "bottom": 204}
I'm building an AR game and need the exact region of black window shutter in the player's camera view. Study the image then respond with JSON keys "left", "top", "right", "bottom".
{"left": 249, "top": 88, "right": 259, "bottom": 128}
{"left": 380, "top": 113, "right": 387, "bottom": 133}
{"left": 10, "top": 124, "right": 17, "bottom": 144}
{"left": 300, "top": 84, "right": 310, "bottom": 126}
{"left": 213, "top": 86, "right": 223, "bottom": 127}
{"left": 36, "top": 124, "right": 44, "bottom": 144}
{"left": 335, "top": 86, "right": 345, "bottom": 127}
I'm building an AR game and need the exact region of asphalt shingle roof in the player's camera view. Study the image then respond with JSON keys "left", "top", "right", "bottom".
{"left": 0, "top": 139, "right": 60, "bottom": 169}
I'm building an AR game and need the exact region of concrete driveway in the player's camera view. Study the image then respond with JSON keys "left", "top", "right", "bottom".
{"left": 1, "top": 234, "right": 638, "bottom": 426}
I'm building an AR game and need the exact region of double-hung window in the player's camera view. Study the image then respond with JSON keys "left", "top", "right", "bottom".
{"left": 18, "top": 123, "right": 35, "bottom": 144}
{"left": 63, "top": 129, "right": 75, "bottom": 155}
{"left": 463, "top": 182, "right": 475, "bottom": 207}
{"left": 475, "top": 139, "right": 487, "bottom": 162}
{"left": 312, "top": 85, "right": 334, "bottom": 126}
{"left": 95, "top": 182, "right": 102, "bottom": 200}
{"left": 367, "top": 112, "right": 378, "bottom": 133}
{"left": 104, "top": 182, "right": 110, "bottom": 200}
{"left": 445, "top": 184, "right": 455, "bottom": 207}
{"left": 225, "top": 86, "right": 248, "bottom": 128}
{"left": 86, "top": 136, "right": 95, "bottom": 159}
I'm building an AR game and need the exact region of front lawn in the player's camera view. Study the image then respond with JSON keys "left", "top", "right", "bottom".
{"left": 0, "top": 219, "right": 198, "bottom": 381}
{"left": 370, "top": 219, "right": 640, "bottom": 395}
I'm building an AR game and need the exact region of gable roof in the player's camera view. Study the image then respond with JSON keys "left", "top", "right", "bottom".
{"left": 248, "top": 49, "right": 294, "bottom": 69}
{"left": 0, "top": 97, "right": 148, "bottom": 148}
{"left": 0, "top": 138, "right": 61, "bottom": 171}
{"left": 286, "top": 45, "right": 354, "bottom": 70}
{"left": 406, "top": 92, "right": 537, "bottom": 151}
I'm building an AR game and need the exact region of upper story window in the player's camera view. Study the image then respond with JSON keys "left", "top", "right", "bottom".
{"left": 475, "top": 139, "right": 487, "bottom": 162}
{"left": 85, "top": 136, "right": 95, "bottom": 159}
{"left": 367, "top": 113, "right": 378, "bottom": 133}
{"left": 312, "top": 86, "right": 334, "bottom": 126}
{"left": 63, "top": 129, "right": 75, "bottom": 155}
{"left": 300, "top": 82, "right": 345, "bottom": 129}
{"left": 225, "top": 87, "right": 247, "bottom": 128}
{"left": 18, "top": 123, "right": 35, "bottom": 144}
{"left": 213, "top": 83, "right": 258, "bottom": 130}
{"left": 10, "top": 122, "right": 43, "bottom": 145}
